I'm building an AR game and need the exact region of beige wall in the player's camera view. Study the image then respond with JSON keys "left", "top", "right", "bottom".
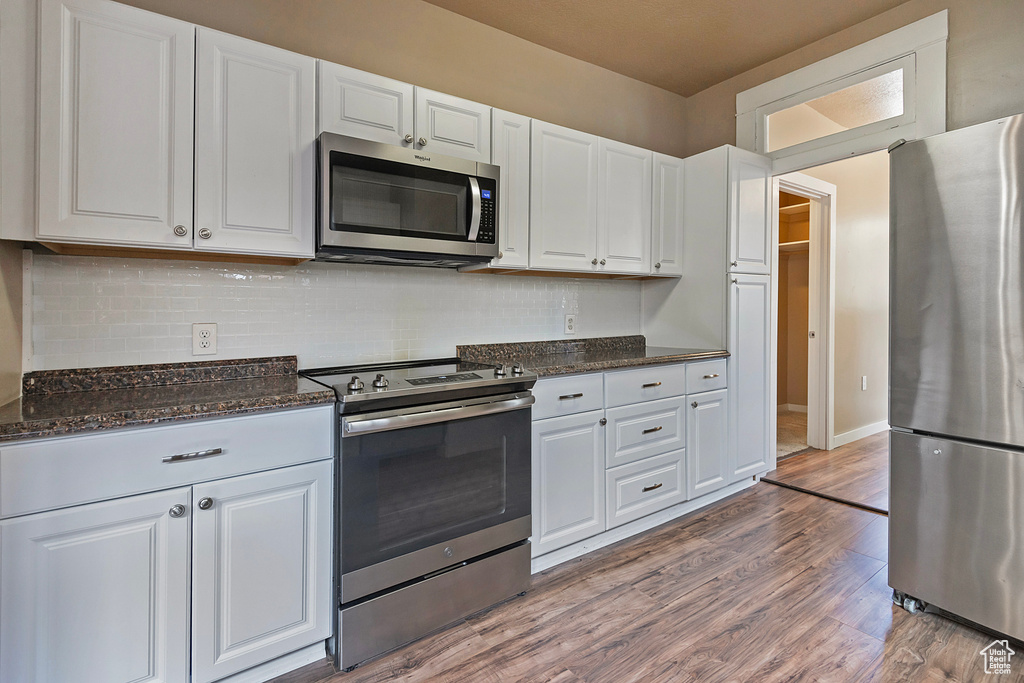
{"left": 778, "top": 252, "right": 809, "bottom": 407}
{"left": 0, "top": 243, "right": 23, "bottom": 404}
{"left": 119, "top": 0, "right": 689, "bottom": 157}
{"left": 685, "top": 0, "right": 1024, "bottom": 155}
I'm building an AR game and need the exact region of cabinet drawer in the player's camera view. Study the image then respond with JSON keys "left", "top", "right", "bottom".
{"left": 0, "top": 405, "right": 334, "bottom": 518}
{"left": 606, "top": 450, "right": 686, "bottom": 529}
{"left": 605, "top": 396, "right": 686, "bottom": 468}
{"left": 532, "top": 374, "right": 605, "bottom": 420}
{"left": 685, "top": 359, "right": 727, "bottom": 393}
{"left": 604, "top": 364, "right": 686, "bottom": 408}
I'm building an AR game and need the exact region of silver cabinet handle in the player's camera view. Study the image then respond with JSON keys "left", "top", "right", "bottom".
{"left": 703, "top": 374, "right": 720, "bottom": 379}
{"left": 198, "top": 497, "right": 214, "bottom": 510}
{"left": 691, "top": 401, "right": 698, "bottom": 409}
{"left": 498, "top": 251, "right": 504, "bottom": 259}
{"left": 655, "top": 262, "right": 662, "bottom": 269}
{"left": 599, "top": 417, "right": 607, "bottom": 426}
{"left": 168, "top": 504, "right": 186, "bottom": 518}
{"left": 198, "top": 227, "right": 212, "bottom": 239}
{"left": 731, "top": 260, "right": 738, "bottom": 267}
{"left": 559, "top": 393, "right": 583, "bottom": 400}
{"left": 403, "top": 134, "right": 413, "bottom": 143}
{"left": 173, "top": 225, "right": 188, "bottom": 237}
{"left": 591, "top": 258, "right": 599, "bottom": 265}
{"left": 642, "top": 483, "right": 663, "bottom": 493}
{"left": 162, "top": 447, "right": 224, "bottom": 464}
{"left": 418, "top": 137, "right": 427, "bottom": 146}
{"left": 600, "top": 259, "right": 606, "bottom": 266}
{"left": 642, "top": 426, "right": 663, "bottom": 434}
{"left": 731, "top": 278, "right": 738, "bottom": 284}
{"left": 642, "top": 382, "right": 662, "bottom": 388}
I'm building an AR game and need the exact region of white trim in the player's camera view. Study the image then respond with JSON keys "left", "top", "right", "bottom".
{"left": 21, "top": 248, "right": 32, "bottom": 374}
{"left": 832, "top": 420, "right": 889, "bottom": 448}
{"left": 778, "top": 404, "right": 807, "bottom": 414}
{"left": 530, "top": 477, "right": 758, "bottom": 574}
{"left": 736, "top": 11, "right": 947, "bottom": 172}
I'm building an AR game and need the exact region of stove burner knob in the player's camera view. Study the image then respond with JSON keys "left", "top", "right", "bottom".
{"left": 511, "top": 362, "right": 525, "bottom": 376}
{"left": 372, "top": 373, "right": 389, "bottom": 389}
{"left": 494, "top": 364, "right": 509, "bottom": 377}
{"left": 347, "top": 375, "right": 364, "bottom": 392}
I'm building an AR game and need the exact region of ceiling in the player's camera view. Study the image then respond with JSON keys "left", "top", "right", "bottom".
{"left": 421, "top": 0, "right": 910, "bottom": 97}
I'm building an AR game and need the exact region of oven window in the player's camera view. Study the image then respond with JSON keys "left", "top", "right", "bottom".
{"left": 340, "top": 408, "right": 530, "bottom": 574}
{"left": 331, "top": 151, "right": 468, "bottom": 241}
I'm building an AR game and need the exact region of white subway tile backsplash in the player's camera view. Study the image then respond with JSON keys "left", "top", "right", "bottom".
{"left": 30, "top": 255, "right": 642, "bottom": 371}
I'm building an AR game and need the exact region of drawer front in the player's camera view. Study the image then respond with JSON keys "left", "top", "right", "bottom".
{"left": 605, "top": 396, "right": 686, "bottom": 468}
{"left": 604, "top": 364, "right": 686, "bottom": 407}
{"left": 0, "top": 405, "right": 334, "bottom": 518}
{"left": 606, "top": 450, "right": 686, "bottom": 529}
{"left": 685, "top": 359, "right": 727, "bottom": 393}
{"left": 532, "top": 374, "right": 605, "bottom": 421}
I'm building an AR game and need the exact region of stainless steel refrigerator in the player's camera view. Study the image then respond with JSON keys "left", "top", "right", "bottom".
{"left": 889, "top": 113, "right": 1024, "bottom": 641}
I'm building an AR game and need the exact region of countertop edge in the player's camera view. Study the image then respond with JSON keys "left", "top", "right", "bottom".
{"left": 531, "top": 351, "right": 729, "bottom": 377}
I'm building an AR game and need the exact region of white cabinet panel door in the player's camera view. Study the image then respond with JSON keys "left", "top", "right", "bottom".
{"left": 1, "top": 488, "right": 191, "bottom": 683}
{"left": 490, "top": 109, "right": 531, "bottom": 269}
{"left": 687, "top": 388, "right": 730, "bottom": 499}
{"left": 597, "top": 139, "right": 651, "bottom": 274}
{"left": 529, "top": 120, "right": 598, "bottom": 271}
{"left": 414, "top": 88, "right": 490, "bottom": 162}
{"left": 651, "top": 153, "right": 685, "bottom": 276}
{"left": 531, "top": 410, "right": 605, "bottom": 557}
{"left": 729, "top": 274, "right": 772, "bottom": 480}
{"left": 37, "top": 0, "right": 194, "bottom": 249}
{"left": 317, "top": 62, "right": 414, "bottom": 146}
{"left": 191, "top": 460, "right": 332, "bottom": 683}
{"left": 728, "top": 148, "right": 773, "bottom": 275}
{"left": 195, "top": 29, "right": 316, "bottom": 258}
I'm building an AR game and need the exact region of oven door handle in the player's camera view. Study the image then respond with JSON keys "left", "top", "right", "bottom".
{"left": 467, "top": 177, "right": 482, "bottom": 242}
{"left": 342, "top": 394, "right": 535, "bottom": 437}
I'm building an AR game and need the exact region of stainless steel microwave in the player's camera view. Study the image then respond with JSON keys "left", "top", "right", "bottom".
{"left": 316, "top": 133, "right": 499, "bottom": 267}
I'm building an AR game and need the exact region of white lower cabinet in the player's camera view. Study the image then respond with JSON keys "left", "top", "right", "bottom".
{"left": 606, "top": 450, "right": 686, "bottom": 529}
{"left": 687, "top": 388, "right": 730, "bottom": 499}
{"left": 531, "top": 409, "right": 605, "bottom": 557}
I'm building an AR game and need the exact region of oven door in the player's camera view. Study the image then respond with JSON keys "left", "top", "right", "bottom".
{"left": 338, "top": 392, "right": 532, "bottom": 603}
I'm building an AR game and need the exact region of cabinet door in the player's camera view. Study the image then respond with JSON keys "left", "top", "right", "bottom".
{"left": 194, "top": 29, "right": 316, "bottom": 258}
{"left": 191, "top": 460, "right": 332, "bottom": 683}
{"left": 529, "top": 120, "right": 598, "bottom": 271}
{"left": 414, "top": 87, "right": 491, "bottom": 162}
{"left": 531, "top": 410, "right": 605, "bottom": 557}
{"left": 317, "top": 61, "right": 414, "bottom": 146}
{"left": 36, "top": 0, "right": 194, "bottom": 249}
{"left": 728, "top": 147, "right": 773, "bottom": 275}
{"left": 687, "top": 388, "right": 729, "bottom": 499}
{"left": 597, "top": 139, "right": 651, "bottom": 274}
{"left": 651, "top": 153, "right": 685, "bottom": 276}
{"left": 490, "top": 109, "right": 531, "bottom": 269}
{"left": 1, "top": 488, "right": 191, "bottom": 683}
{"left": 729, "top": 274, "right": 772, "bottom": 480}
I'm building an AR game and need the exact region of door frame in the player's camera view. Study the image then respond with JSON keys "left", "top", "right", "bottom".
{"left": 773, "top": 172, "right": 837, "bottom": 450}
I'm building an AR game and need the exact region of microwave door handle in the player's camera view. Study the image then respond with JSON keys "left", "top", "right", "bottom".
{"left": 467, "top": 177, "right": 482, "bottom": 241}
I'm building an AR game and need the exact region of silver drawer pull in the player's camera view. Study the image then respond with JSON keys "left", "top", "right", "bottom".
{"left": 642, "top": 426, "right": 663, "bottom": 434}
{"left": 642, "top": 483, "right": 663, "bottom": 493}
{"left": 703, "top": 373, "right": 720, "bottom": 379}
{"left": 162, "top": 447, "right": 224, "bottom": 463}
{"left": 642, "top": 382, "right": 662, "bottom": 388}
{"left": 559, "top": 393, "right": 584, "bottom": 400}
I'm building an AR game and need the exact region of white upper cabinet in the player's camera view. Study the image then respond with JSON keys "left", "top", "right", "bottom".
{"left": 597, "top": 139, "right": 651, "bottom": 274}
{"left": 36, "top": 0, "right": 195, "bottom": 249}
{"left": 728, "top": 147, "right": 773, "bottom": 274}
{"left": 651, "top": 153, "right": 685, "bottom": 276}
{"left": 414, "top": 87, "right": 491, "bottom": 162}
{"left": 490, "top": 109, "right": 531, "bottom": 269}
{"left": 529, "top": 120, "right": 599, "bottom": 271}
{"left": 317, "top": 62, "right": 414, "bottom": 147}
{"left": 194, "top": 29, "right": 316, "bottom": 258}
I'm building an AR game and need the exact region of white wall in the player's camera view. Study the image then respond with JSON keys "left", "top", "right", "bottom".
{"left": 29, "top": 255, "right": 641, "bottom": 371}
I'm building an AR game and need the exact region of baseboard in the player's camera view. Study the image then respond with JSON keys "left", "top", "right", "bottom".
{"left": 831, "top": 420, "right": 889, "bottom": 448}
{"left": 778, "top": 404, "right": 807, "bottom": 413}
{"left": 214, "top": 642, "right": 330, "bottom": 683}
{"left": 530, "top": 477, "right": 758, "bottom": 574}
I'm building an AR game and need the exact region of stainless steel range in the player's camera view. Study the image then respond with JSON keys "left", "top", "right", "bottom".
{"left": 301, "top": 358, "right": 536, "bottom": 670}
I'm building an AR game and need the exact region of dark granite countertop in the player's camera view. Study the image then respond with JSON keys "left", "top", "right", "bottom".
{"left": 458, "top": 336, "right": 728, "bottom": 377}
{"left": 0, "top": 357, "right": 335, "bottom": 443}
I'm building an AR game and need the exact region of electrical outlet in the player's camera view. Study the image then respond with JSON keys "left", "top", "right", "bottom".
{"left": 564, "top": 314, "right": 577, "bottom": 335}
{"left": 861, "top": 375, "right": 868, "bottom": 391}
{"left": 192, "top": 323, "right": 217, "bottom": 355}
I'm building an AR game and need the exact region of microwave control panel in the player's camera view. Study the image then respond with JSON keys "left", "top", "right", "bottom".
{"left": 477, "top": 187, "right": 496, "bottom": 244}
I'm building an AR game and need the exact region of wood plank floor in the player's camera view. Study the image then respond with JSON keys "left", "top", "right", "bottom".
{"left": 277, "top": 482, "right": 1014, "bottom": 683}
{"left": 763, "top": 430, "right": 889, "bottom": 513}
